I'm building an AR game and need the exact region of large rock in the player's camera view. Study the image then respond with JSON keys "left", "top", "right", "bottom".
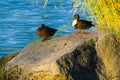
{"left": 0, "top": 32, "right": 120, "bottom": 80}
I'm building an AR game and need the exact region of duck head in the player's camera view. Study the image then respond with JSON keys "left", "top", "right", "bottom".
{"left": 73, "top": 14, "right": 80, "bottom": 20}
{"left": 72, "top": 14, "right": 80, "bottom": 27}
{"left": 41, "top": 24, "right": 46, "bottom": 28}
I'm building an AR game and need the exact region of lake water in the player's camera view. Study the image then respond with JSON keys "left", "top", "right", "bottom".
{"left": 0, "top": 0, "right": 96, "bottom": 58}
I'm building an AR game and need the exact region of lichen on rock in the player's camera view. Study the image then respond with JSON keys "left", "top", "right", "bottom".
{"left": 0, "top": 51, "right": 20, "bottom": 80}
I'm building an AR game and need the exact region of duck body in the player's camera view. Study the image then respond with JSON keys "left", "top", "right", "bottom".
{"left": 72, "top": 20, "right": 93, "bottom": 30}
{"left": 72, "top": 14, "right": 94, "bottom": 34}
{"left": 36, "top": 24, "right": 57, "bottom": 41}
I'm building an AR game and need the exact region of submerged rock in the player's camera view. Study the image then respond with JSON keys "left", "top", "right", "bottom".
{"left": 0, "top": 32, "right": 120, "bottom": 80}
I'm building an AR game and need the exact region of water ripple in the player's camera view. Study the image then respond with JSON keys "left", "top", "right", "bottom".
{"left": 0, "top": 0, "right": 94, "bottom": 58}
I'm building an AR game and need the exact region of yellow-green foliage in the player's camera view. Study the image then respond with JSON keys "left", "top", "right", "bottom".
{"left": 77, "top": 0, "right": 120, "bottom": 39}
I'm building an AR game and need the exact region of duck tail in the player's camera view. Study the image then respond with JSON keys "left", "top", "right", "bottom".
{"left": 91, "top": 22, "right": 95, "bottom": 27}
{"left": 92, "top": 24, "right": 94, "bottom": 26}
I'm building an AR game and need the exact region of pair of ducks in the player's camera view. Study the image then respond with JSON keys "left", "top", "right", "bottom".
{"left": 36, "top": 14, "right": 94, "bottom": 41}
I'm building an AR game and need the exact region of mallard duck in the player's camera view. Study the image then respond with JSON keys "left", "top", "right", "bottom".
{"left": 36, "top": 24, "right": 57, "bottom": 41}
{"left": 72, "top": 14, "right": 94, "bottom": 34}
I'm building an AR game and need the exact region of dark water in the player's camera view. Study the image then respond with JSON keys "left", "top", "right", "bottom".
{"left": 0, "top": 0, "right": 96, "bottom": 58}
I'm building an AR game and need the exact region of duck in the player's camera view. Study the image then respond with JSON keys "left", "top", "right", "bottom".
{"left": 72, "top": 14, "right": 94, "bottom": 34}
{"left": 36, "top": 24, "right": 57, "bottom": 41}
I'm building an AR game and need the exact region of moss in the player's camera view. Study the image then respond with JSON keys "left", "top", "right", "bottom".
{"left": 0, "top": 75, "right": 4, "bottom": 80}
{"left": 0, "top": 51, "right": 20, "bottom": 80}
{"left": 116, "top": 32, "right": 120, "bottom": 41}
{"left": 4, "top": 65, "right": 22, "bottom": 80}
{"left": 27, "top": 74, "right": 67, "bottom": 80}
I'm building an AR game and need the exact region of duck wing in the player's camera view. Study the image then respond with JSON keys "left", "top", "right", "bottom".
{"left": 77, "top": 20, "right": 94, "bottom": 29}
{"left": 44, "top": 26, "right": 57, "bottom": 36}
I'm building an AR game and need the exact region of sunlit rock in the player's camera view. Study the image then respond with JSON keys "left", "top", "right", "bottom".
{"left": 96, "top": 34, "right": 120, "bottom": 80}
{"left": 0, "top": 32, "right": 119, "bottom": 80}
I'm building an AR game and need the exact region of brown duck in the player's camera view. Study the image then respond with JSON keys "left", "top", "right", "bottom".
{"left": 36, "top": 24, "right": 57, "bottom": 41}
{"left": 72, "top": 14, "right": 94, "bottom": 34}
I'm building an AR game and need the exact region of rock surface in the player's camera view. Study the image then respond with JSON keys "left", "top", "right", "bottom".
{"left": 0, "top": 32, "right": 120, "bottom": 80}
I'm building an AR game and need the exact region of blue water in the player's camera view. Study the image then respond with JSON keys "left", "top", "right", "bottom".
{"left": 0, "top": 0, "right": 96, "bottom": 58}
